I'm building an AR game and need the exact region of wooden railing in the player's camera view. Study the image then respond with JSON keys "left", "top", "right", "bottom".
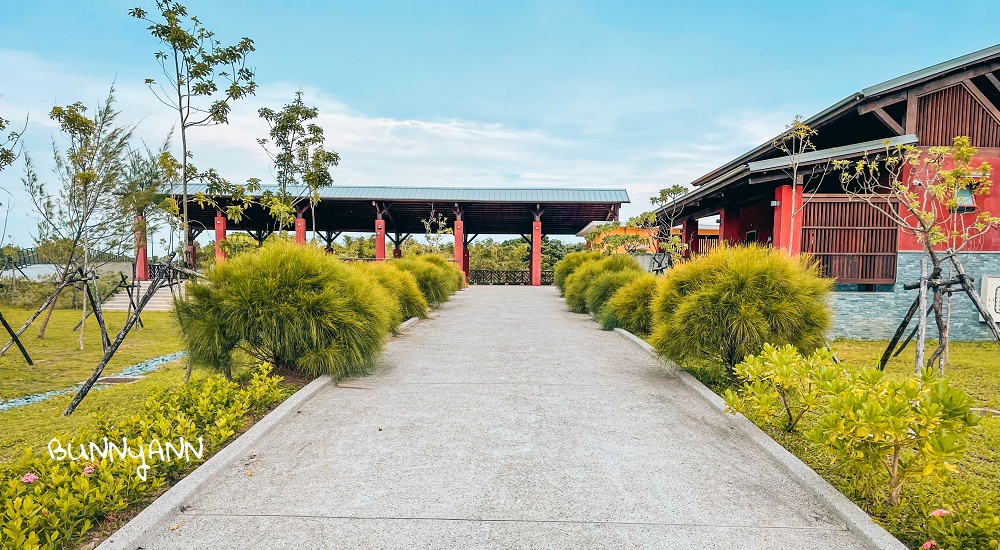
{"left": 468, "top": 270, "right": 553, "bottom": 285}
{"left": 800, "top": 196, "right": 898, "bottom": 284}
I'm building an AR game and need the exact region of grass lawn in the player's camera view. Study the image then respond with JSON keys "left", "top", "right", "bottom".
{"left": 0, "top": 308, "right": 184, "bottom": 400}
{"left": 684, "top": 339, "right": 1000, "bottom": 549}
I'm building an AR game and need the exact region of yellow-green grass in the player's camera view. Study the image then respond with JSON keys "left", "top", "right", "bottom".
{"left": 682, "top": 339, "right": 1000, "bottom": 548}
{"left": 0, "top": 360, "right": 187, "bottom": 464}
{"left": 0, "top": 308, "right": 183, "bottom": 400}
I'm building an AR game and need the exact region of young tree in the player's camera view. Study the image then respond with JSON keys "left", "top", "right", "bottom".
{"left": 258, "top": 91, "right": 340, "bottom": 233}
{"left": 627, "top": 184, "right": 690, "bottom": 264}
{"left": 0, "top": 110, "right": 23, "bottom": 171}
{"left": 836, "top": 136, "right": 1000, "bottom": 370}
{"left": 24, "top": 91, "right": 133, "bottom": 341}
{"left": 129, "top": 1, "right": 257, "bottom": 266}
{"left": 770, "top": 117, "right": 838, "bottom": 252}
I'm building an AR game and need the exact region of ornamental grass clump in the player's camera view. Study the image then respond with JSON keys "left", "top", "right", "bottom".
{"left": 585, "top": 269, "right": 642, "bottom": 318}
{"left": 348, "top": 261, "right": 428, "bottom": 329}
{"left": 175, "top": 241, "right": 396, "bottom": 379}
{"left": 563, "top": 255, "right": 641, "bottom": 314}
{"left": 393, "top": 255, "right": 462, "bottom": 307}
{"left": 649, "top": 244, "right": 832, "bottom": 370}
{"left": 598, "top": 273, "right": 659, "bottom": 335}
{"left": 553, "top": 250, "right": 602, "bottom": 294}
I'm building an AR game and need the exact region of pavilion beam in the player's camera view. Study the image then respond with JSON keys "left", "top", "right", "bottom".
{"left": 871, "top": 106, "right": 905, "bottom": 135}
{"left": 962, "top": 80, "right": 1000, "bottom": 124}
{"left": 985, "top": 72, "right": 1000, "bottom": 94}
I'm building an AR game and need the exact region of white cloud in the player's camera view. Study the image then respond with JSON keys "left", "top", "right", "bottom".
{"left": 0, "top": 48, "right": 793, "bottom": 251}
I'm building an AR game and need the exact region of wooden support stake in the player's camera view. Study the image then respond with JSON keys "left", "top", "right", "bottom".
{"left": 916, "top": 258, "right": 928, "bottom": 374}
{"left": 879, "top": 297, "right": 920, "bottom": 371}
{"left": 892, "top": 306, "right": 935, "bottom": 357}
{"left": 0, "top": 311, "right": 31, "bottom": 365}
{"left": 949, "top": 253, "right": 1000, "bottom": 345}
{"left": 0, "top": 278, "right": 74, "bottom": 356}
{"left": 73, "top": 276, "right": 125, "bottom": 331}
{"left": 85, "top": 274, "right": 111, "bottom": 352}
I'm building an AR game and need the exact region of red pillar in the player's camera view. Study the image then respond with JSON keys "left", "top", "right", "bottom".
{"left": 214, "top": 212, "right": 227, "bottom": 264}
{"left": 463, "top": 247, "right": 470, "bottom": 275}
{"left": 135, "top": 216, "right": 149, "bottom": 281}
{"left": 294, "top": 216, "right": 306, "bottom": 245}
{"left": 682, "top": 218, "right": 699, "bottom": 257}
{"left": 773, "top": 184, "right": 803, "bottom": 255}
{"left": 453, "top": 219, "right": 465, "bottom": 275}
{"left": 719, "top": 206, "right": 741, "bottom": 245}
{"left": 530, "top": 220, "right": 542, "bottom": 286}
{"left": 374, "top": 219, "right": 386, "bottom": 261}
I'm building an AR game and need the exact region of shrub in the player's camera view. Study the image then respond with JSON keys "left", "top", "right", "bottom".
{"left": 598, "top": 273, "right": 658, "bottom": 335}
{"left": 809, "top": 368, "right": 980, "bottom": 507}
{"left": 564, "top": 255, "right": 641, "bottom": 314}
{"left": 723, "top": 344, "right": 839, "bottom": 432}
{"left": 553, "top": 251, "right": 602, "bottom": 294}
{"left": 649, "top": 244, "right": 832, "bottom": 369}
{"left": 347, "top": 262, "right": 428, "bottom": 330}
{"left": 585, "top": 270, "right": 641, "bottom": 318}
{"left": 0, "top": 367, "right": 287, "bottom": 550}
{"left": 175, "top": 241, "right": 396, "bottom": 379}
{"left": 922, "top": 500, "right": 1000, "bottom": 550}
{"left": 393, "top": 255, "right": 461, "bottom": 307}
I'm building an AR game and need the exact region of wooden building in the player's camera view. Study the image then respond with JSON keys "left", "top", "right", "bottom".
{"left": 660, "top": 44, "right": 1000, "bottom": 340}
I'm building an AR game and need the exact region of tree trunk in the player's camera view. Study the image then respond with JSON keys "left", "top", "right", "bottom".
{"left": 37, "top": 264, "right": 72, "bottom": 338}
{"left": 916, "top": 258, "right": 928, "bottom": 375}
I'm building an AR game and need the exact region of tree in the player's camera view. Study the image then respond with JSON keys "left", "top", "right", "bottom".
{"left": 468, "top": 238, "right": 527, "bottom": 271}
{"left": 130, "top": 1, "right": 257, "bottom": 266}
{"left": 0, "top": 110, "right": 23, "bottom": 171}
{"left": 640, "top": 184, "right": 690, "bottom": 263}
{"left": 24, "top": 91, "right": 133, "bottom": 341}
{"left": 773, "top": 117, "right": 834, "bottom": 252}
{"left": 119, "top": 142, "right": 177, "bottom": 274}
{"left": 836, "top": 136, "right": 1000, "bottom": 371}
{"left": 257, "top": 91, "right": 340, "bottom": 233}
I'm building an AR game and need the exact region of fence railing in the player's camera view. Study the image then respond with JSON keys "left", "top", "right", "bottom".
{"left": 468, "top": 270, "right": 553, "bottom": 285}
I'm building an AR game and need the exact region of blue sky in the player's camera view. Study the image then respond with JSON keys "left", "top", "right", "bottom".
{"left": 2, "top": 1, "right": 999, "bottom": 251}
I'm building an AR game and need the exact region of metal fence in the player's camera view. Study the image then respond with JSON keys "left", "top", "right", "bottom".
{"left": 468, "top": 270, "right": 553, "bottom": 285}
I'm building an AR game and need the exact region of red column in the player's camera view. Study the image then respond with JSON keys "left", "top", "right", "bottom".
{"left": 463, "top": 247, "right": 470, "bottom": 275}
{"left": 214, "top": 213, "right": 227, "bottom": 264}
{"left": 530, "top": 220, "right": 542, "bottom": 286}
{"left": 135, "top": 216, "right": 149, "bottom": 281}
{"left": 453, "top": 219, "right": 465, "bottom": 275}
{"left": 773, "top": 184, "right": 803, "bottom": 255}
{"left": 294, "top": 216, "right": 306, "bottom": 244}
{"left": 719, "top": 206, "right": 741, "bottom": 245}
{"left": 682, "top": 218, "right": 699, "bottom": 256}
{"left": 374, "top": 219, "right": 386, "bottom": 260}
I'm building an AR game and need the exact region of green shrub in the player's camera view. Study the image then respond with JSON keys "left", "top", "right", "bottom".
{"left": 393, "top": 255, "right": 461, "bottom": 307}
{"left": 347, "top": 262, "right": 429, "bottom": 330}
{"left": 175, "top": 241, "right": 396, "bottom": 379}
{"left": 553, "top": 251, "right": 602, "bottom": 294}
{"left": 723, "top": 344, "right": 839, "bottom": 432}
{"left": 810, "top": 368, "right": 979, "bottom": 507}
{"left": 585, "top": 270, "right": 641, "bottom": 318}
{"left": 598, "top": 273, "right": 658, "bottom": 335}
{"left": 0, "top": 367, "right": 287, "bottom": 550}
{"left": 564, "top": 255, "right": 641, "bottom": 314}
{"left": 922, "top": 499, "right": 1000, "bottom": 549}
{"left": 650, "top": 244, "right": 832, "bottom": 369}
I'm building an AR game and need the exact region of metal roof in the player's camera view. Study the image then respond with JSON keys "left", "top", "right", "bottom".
{"left": 184, "top": 184, "right": 629, "bottom": 204}
{"left": 660, "top": 134, "right": 920, "bottom": 215}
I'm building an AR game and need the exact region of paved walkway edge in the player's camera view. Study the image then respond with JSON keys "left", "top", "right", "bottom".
{"left": 99, "top": 318, "right": 421, "bottom": 550}
{"left": 613, "top": 328, "right": 908, "bottom": 550}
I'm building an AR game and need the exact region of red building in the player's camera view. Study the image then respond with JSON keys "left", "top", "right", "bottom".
{"left": 660, "top": 44, "right": 1000, "bottom": 340}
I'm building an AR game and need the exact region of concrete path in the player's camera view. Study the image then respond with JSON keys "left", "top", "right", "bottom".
{"left": 121, "top": 286, "right": 870, "bottom": 549}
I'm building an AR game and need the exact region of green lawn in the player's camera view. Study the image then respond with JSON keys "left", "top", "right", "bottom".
{"left": 684, "top": 339, "right": 1000, "bottom": 549}
{"left": 0, "top": 308, "right": 184, "bottom": 400}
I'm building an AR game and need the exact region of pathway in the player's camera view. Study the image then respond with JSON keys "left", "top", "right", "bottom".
{"left": 107, "top": 286, "right": 872, "bottom": 549}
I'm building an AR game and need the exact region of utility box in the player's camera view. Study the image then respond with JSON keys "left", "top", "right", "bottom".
{"left": 980, "top": 275, "right": 1000, "bottom": 323}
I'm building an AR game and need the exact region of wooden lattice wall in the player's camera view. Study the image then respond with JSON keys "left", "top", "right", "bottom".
{"left": 800, "top": 196, "right": 898, "bottom": 284}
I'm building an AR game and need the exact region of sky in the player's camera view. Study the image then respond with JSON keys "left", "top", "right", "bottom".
{"left": 1, "top": 0, "right": 999, "bottom": 252}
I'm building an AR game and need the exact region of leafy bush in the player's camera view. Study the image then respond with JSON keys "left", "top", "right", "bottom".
{"left": 347, "top": 261, "right": 428, "bottom": 330}
{"left": 809, "top": 368, "right": 979, "bottom": 507}
{"left": 585, "top": 270, "right": 641, "bottom": 317}
{"left": 598, "top": 273, "right": 658, "bottom": 335}
{"left": 723, "top": 344, "right": 839, "bottom": 432}
{"left": 393, "top": 255, "right": 461, "bottom": 307}
{"left": 563, "top": 255, "right": 641, "bottom": 314}
{"left": 650, "top": 244, "right": 832, "bottom": 369}
{"left": 553, "top": 251, "right": 602, "bottom": 294}
{"left": 922, "top": 500, "right": 1000, "bottom": 550}
{"left": 175, "top": 241, "right": 396, "bottom": 378}
{"left": 0, "top": 367, "right": 287, "bottom": 550}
